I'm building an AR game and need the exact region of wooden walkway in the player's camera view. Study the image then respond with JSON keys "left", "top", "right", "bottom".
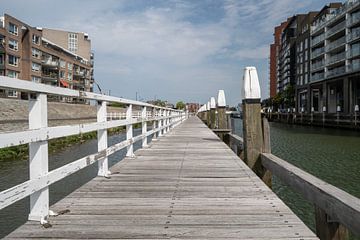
{"left": 6, "top": 116, "right": 318, "bottom": 239}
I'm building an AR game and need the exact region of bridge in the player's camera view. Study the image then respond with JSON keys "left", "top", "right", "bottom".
{"left": 0, "top": 67, "right": 359, "bottom": 239}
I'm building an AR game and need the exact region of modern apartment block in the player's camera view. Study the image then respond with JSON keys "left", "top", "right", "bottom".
{"left": 0, "top": 14, "right": 94, "bottom": 102}
{"left": 269, "top": 21, "right": 288, "bottom": 98}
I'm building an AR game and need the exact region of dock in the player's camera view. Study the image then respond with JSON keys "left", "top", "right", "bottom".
{"left": 6, "top": 117, "right": 317, "bottom": 239}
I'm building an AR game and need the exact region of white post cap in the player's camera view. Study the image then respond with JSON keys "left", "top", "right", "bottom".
{"left": 217, "top": 90, "right": 226, "bottom": 107}
{"left": 243, "top": 66, "right": 261, "bottom": 100}
{"left": 210, "top": 97, "right": 216, "bottom": 109}
{"left": 337, "top": 105, "right": 341, "bottom": 112}
{"left": 355, "top": 105, "right": 359, "bottom": 112}
{"left": 322, "top": 106, "right": 327, "bottom": 112}
{"left": 207, "top": 101, "right": 210, "bottom": 111}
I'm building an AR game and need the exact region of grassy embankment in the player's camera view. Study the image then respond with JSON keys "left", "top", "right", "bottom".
{"left": 0, "top": 123, "right": 143, "bottom": 162}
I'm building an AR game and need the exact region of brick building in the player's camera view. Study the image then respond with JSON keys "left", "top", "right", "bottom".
{"left": 0, "top": 14, "right": 94, "bottom": 102}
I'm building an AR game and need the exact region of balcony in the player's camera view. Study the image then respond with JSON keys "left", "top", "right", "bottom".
{"left": 311, "top": 34, "right": 325, "bottom": 47}
{"left": 311, "top": 47, "right": 325, "bottom": 59}
{"left": 347, "top": 46, "right": 360, "bottom": 58}
{"left": 347, "top": 60, "right": 360, "bottom": 72}
{"left": 42, "top": 58, "right": 59, "bottom": 68}
{"left": 326, "top": 51, "right": 346, "bottom": 66}
{"left": 311, "top": 61, "right": 325, "bottom": 72}
{"left": 326, "top": 36, "right": 346, "bottom": 52}
{"left": 347, "top": 29, "right": 360, "bottom": 43}
{"left": 326, "top": 21, "right": 346, "bottom": 38}
{"left": 73, "top": 69, "right": 86, "bottom": 77}
{"left": 327, "top": 65, "right": 346, "bottom": 78}
{"left": 347, "top": 13, "right": 360, "bottom": 27}
{"left": 311, "top": 72, "right": 325, "bottom": 82}
{"left": 42, "top": 72, "right": 58, "bottom": 81}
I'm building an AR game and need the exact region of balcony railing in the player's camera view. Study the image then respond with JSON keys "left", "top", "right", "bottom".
{"left": 42, "top": 72, "right": 58, "bottom": 79}
{"left": 347, "top": 29, "right": 360, "bottom": 42}
{"left": 347, "top": 13, "right": 360, "bottom": 27}
{"left": 326, "top": 36, "right": 346, "bottom": 52}
{"left": 326, "top": 21, "right": 346, "bottom": 38}
{"left": 326, "top": 51, "right": 346, "bottom": 65}
{"left": 311, "top": 72, "right": 325, "bottom": 82}
{"left": 311, "top": 47, "right": 325, "bottom": 59}
{"left": 42, "top": 59, "right": 59, "bottom": 67}
{"left": 311, "top": 61, "right": 325, "bottom": 71}
{"left": 311, "top": 34, "right": 325, "bottom": 47}
{"left": 327, "top": 65, "right": 346, "bottom": 78}
{"left": 348, "top": 46, "right": 360, "bottom": 58}
{"left": 347, "top": 60, "right": 360, "bottom": 72}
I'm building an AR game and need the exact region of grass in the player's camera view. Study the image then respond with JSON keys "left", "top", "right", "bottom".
{"left": 0, "top": 124, "right": 143, "bottom": 162}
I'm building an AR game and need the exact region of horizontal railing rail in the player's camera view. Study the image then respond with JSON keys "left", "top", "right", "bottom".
{"left": 225, "top": 132, "right": 360, "bottom": 237}
{"left": 0, "top": 76, "right": 187, "bottom": 223}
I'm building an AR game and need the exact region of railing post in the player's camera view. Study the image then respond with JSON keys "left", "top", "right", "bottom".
{"left": 164, "top": 110, "right": 168, "bottom": 134}
{"left": 152, "top": 108, "right": 158, "bottom": 140}
{"left": 126, "top": 104, "right": 135, "bottom": 157}
{"left": 210, "top": 97, "right": 216, "bottom": 129}
{"left": 97, "top": 101, "right": 110, "bottom": 177}
{"left": 315, "top": 206, "right": 349, "bottom": 240}
{"left": 242, "top": 67, "right": 265, "bottom": 177}
{"left": 217, "top": 90, "right": 227, "bottom": 128}
{"left": 142, "top": 106, "right": 148, "bottom": 148}
{"left": 158, "top": 109, "right": 163, "bottom": 137}
{"left": 28, "top": 93, "right": 49, "bottom": 222}
{"left": 206, "top": 101, "right": 211, "bottom": 126}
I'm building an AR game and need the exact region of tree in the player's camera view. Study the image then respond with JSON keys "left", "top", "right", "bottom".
{"left": 176, "top": 101, "right": 186, "bottom": 110}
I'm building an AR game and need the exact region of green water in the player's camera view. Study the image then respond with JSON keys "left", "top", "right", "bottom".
{"left": 233, "top": 119, "right": 360, "bottom": 237}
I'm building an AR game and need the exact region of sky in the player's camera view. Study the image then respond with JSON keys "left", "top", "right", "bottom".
{"left": 2, "top": 0, "right": 332, "bottom": 106}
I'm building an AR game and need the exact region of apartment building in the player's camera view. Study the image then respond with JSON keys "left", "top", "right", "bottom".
{"left": 0, "top": 14, "right": 94, "bottom": 102}
{"left": 269, "top": 21, "right": 288, "bottom": 98}
{"left": 277, "top": 15, "right": 306, "bottom": 95}
{"left": 308, "top": 0, "right": 360, "bottom": 114}
{"left": 295, "top": 12, "right": 320, "bottom": 113}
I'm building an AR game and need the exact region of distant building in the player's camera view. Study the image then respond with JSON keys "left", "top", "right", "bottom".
{"left": 186, "top": 103, "right": 200, "bottom": 113}
{"left": 0, "top": 14, "right": 94, "bottom": 102}
{"left": 270, "top": 20, "right": 288, "bottom": 98}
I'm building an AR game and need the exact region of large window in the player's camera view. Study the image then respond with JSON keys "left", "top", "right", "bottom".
{"left": 0, "top": 55, "right": 3, "bottom": 65}
{"left": 32, "top": 62, "right": 41, "bottom": 72}
{"left": 60, "top": 59, "right": 66, "bottom": 68}
{"left": 31, "top": 76, "right": 41, "bottom": 83}
{"left": 32, "top": 34, "right": 40, "bottom": 45}
{"left": 8, "top": 39, "right": 18, "bottom": 51}
{"left": 68, "top": 63, "right": 73, "bottom": 71}
{"left": 67, "top": 72, "right": 72, "bottom": 81}
{"left": 7, "top": 70, "right": 19, "bottom": 78}
{"left": 8, "top": 22, "right": 18, "bottom": 35}
{"left": 68, "top": 33, "right": 78, "bottom": 53}
{"left": 32, "top": 48, "right": 41, "bottom": 59}
{"left": 8, "top": 55, "right": 19, "bottom": 67}
{"left": 60, "top": 70, "right": 65, "bottom": 79}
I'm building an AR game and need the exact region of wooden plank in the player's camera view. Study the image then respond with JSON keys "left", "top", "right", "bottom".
{"left": 6, "top": 117, "right": 317, "bottom": 239}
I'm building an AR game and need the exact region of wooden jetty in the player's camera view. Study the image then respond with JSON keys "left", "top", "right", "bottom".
{"left": 6, "top": 117, "right": 317, "bottom": 239}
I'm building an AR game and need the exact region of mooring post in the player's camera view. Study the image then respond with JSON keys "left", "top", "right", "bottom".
{"left": 242, "top": 67, "right": 271, "bottom": 185}
{"left": 217, "top": 90, "right": 227, "bottom": 140}
{"left": 126, "top": 104, "right": 135, "bottom": 157}
{"left": 97, "top": 100, "right": 110, "bottom": 177}
{"left": 210, "top": 97, "right": 216, "bottom": 129}
{"left": 28, "top": 93, "right": 49, "bottom": 222}
{"left": 315, "top": 206, "right": 349, "bottom": 240}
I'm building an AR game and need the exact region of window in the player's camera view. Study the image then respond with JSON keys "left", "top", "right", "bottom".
{"left": 32, "top": 62, "right": 41, "bottom": 72}
{"left": 32, "top": 48, "right": 41, "bottom": 59}
{"left": 68, "top": 63, "right": 73, "bottom": 71}
{"left": 7, "top": 90, "right": 18, "bottom": 97}
{"left": 305, "top": 51, "right": 308, "bottom": 61}
{"left": 60, "top": 59, "right": 66, "bottom": 68}
{"left": 8, "top": 39, "right": 18, "bottom": 51}
{"left": 8, "top": 23, "right": 18, "bottom": 35}
{"left": 8, "top": 55, "right": 19, "bottom": 67}
{"left": 68, "top": 33, "right": 78, "bottom": 53}
{"left": 0, "top": 55, "right": 3, "bottom": 65}
{"left": 67, "top": 72, "right": 72, "bottom": 81}
{"left": 304, "top": 74, "right": 308, "bottom": 84}
{"left": 304, "top": 64, "right": 308, "bottom": 73}
{"left": 32, "top": 34, "right": 40, "bottom": 45}
{"left": 31, "top": 76, "right": 41, "bottom": 83}
{"left": 7, "top": 70, "right": 19, "bottom": 78}
{"left": 305, "top": 39, "right": 308, "bottom": 49}
{"left": 60, "top": 70, "right": 65, "bottom": 79}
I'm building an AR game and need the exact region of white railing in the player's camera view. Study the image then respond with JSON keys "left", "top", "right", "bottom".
{"left": 0, "top": 76, "right": 187, "bottom": 223}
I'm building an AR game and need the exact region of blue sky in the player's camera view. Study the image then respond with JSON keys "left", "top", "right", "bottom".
{"left": 2, "top": 0, "right": 332, "bottom": 105}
